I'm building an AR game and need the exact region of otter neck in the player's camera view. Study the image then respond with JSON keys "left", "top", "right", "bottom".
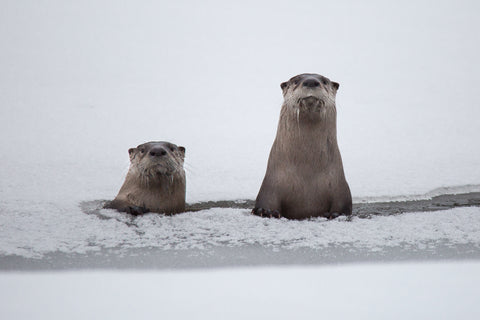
{"left": 272, "top": 104, "right": 340, "bottom": 167}
{"left": 123, "top": 169, "right": 185, "bottom": 191}
{"left": 145, "top": 172, "right": 184, "bottom": 190}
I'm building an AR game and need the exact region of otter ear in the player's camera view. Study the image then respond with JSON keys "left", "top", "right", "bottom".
{"left": 128, "top": 148, "right": 137, "bottom": 161}
{"left": 178, "top": 146, "right": 185, "bottom": 158}
{"left": 331, "top": 81, "right": 340, "bottom": 91}
{"left": 280, "top": 82, "right": 288, "bottom": 91}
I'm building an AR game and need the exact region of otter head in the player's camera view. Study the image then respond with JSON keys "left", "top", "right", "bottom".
{"left": 280, "top": 73, "right": 339, "bottom": 122}
{"left": 128, "top": 141, "right": 185, "bottom": 185}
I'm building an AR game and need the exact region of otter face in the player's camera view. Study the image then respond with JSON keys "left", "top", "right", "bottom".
{"left": 280, "top": 73, "right": 339, "bottom": 115}
{"left": 128, "top": 141, "right": 185, "bottom": 177}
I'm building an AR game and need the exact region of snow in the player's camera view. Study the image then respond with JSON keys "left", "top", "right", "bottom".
{"left": 1, "top": 0, "right": 479, "bottom": 205}
{"left": 1, "top": 0, "right": 480, "bottom": 318}
{"left": 1, "top": 205, "right": 480, "bottom": 259}
{"left": 1, "top": 262, "right": 480, "bottom": 319}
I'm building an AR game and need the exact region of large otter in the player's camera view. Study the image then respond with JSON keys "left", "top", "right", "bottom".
{"left": 106, "top": 141, "right": 186, "bottom": 215}
{"left": 253, "top": 73, "right": 352, "bottom": 219}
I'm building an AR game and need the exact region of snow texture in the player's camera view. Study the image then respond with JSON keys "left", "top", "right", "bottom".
{"left": 1, "top": 205, "right": 480, "bottom": 259}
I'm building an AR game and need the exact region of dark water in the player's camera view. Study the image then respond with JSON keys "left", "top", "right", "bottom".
{"left": 87, "top": 191, "right": 480, "bottom": 221}
{"left": 186, "top": 192, "right": 480, "bottom": 217}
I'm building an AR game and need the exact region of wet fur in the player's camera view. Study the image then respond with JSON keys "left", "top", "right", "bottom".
{"left": 106, "top": 141, "right": 186, "bottom": 214}
{"left": 254, "top": 73, "right": 352, "bottom": 219}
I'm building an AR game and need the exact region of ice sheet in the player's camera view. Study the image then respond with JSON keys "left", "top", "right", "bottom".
{"left": 1, "top": 262, "right": 479, "bottom": 320}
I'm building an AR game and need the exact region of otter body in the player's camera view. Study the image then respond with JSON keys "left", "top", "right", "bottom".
{"left": 107, "top": 141, "right": 186, "bottom": 215}
{"left": 253, "top": 73, "right": 351, "bottom": 219}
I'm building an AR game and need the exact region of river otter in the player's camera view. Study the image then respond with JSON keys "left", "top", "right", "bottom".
{"left": 106, "top": 141, "right": 186, "bottom": 215}
{"left": 253, "top": 73, "right": 352, "bottom": 219}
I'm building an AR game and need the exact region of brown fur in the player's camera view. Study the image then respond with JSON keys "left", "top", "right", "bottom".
{"left": 254, "top": 73, "right": 352, "bottom": 219}
{"left": 106, "top": 141, "right": 186, "bottom": 214}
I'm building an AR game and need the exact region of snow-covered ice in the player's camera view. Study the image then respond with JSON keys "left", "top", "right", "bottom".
{"left": 1, "top": 262, "right": 480, "bottom": 320}
{"left": 1, "top": 205, "right": 480, "bottom": 260}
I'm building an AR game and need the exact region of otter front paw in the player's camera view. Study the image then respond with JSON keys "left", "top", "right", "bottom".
{"left": 325, "top": 212, "right": 340, "bottom": 220}
{"left": 125, "top": 206, "right": 149, "bottom": 215}
{"left": 252, "top": 208, "right": 282, "bottom": 219}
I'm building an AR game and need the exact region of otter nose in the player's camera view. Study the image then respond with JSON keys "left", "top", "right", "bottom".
{"left": 303, "top": 79, "right": 320, "bottom": 88}
{"left": 149, "top": 148, "right": 167, "bottom": 157}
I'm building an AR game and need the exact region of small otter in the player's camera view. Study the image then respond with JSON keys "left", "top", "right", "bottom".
{"left": 106, "top": 141, "right": 186, "bottom": 215}
{"left": 253, "top": 73, "right": 352, "bottom": 219}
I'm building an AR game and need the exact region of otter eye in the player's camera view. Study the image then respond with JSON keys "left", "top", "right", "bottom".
{"left": 322, "top": 79, "right": 328, "bottom": 85}
{"left": 169, "top": 147, "right": 175, "bottom": 152}
{"left": 140, "top": 149, "right": 145, "bottom": 153}
{"left": 293, "top": 80, "right": 299, "bottom": 85}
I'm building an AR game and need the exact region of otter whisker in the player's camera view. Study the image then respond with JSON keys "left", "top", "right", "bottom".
{"left": 182, "top": 163, "right": 194, "bottom": 175}
{"left": 296, "top": 108, "right": 300, "bottom": 131}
